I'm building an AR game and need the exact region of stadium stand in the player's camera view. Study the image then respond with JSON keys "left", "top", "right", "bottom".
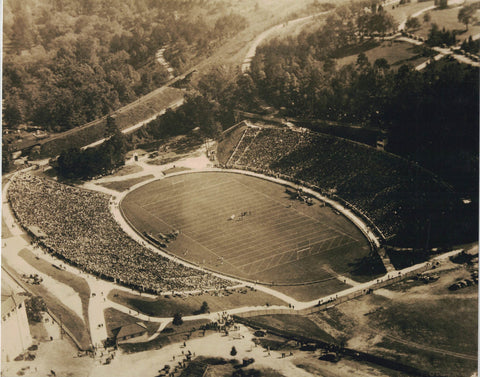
{"left": 222, "top": 126, "right": 458, "bottom": 242}
{"left": 8, "top": 173, "right": 230, "bottom": 294}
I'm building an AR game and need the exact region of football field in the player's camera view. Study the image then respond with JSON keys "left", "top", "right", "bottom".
{"left": 121, "top": 172, "right": 373, "bottom": 287}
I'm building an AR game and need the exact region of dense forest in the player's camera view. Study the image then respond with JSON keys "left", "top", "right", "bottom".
{"left": 3, "top": 0, "right": 247, "bottom": 132}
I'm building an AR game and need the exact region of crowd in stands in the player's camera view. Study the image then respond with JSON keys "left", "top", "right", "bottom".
{"left": 225, "top": 127, "right": 457, "bottom": 241}
{"left": 8, "top": 173, "right": 230, "bottom": 294}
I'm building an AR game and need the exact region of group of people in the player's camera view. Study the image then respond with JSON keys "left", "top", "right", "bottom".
{"left": 9, "top": 173, "right": 229, "bottom": 294}
{"left": 224, "top": 126, "right": 452, "bottom": 240}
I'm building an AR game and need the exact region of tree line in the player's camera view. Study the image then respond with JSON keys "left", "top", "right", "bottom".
{"left": 56, "top": 117, "right": 127, "bottom": 179}
{"left": 123, "top": 0, "right": 477, "bottom": 198}
{"left": 3, "top": 0, "right": 247, "bottom": 132}
{"left": 227, "top": 2, "right": 478, "bottom": 195}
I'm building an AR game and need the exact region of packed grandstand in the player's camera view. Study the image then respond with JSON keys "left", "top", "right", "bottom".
{"left": 8, "top": 173, "right": 230, "bottom": 294}
{"left": 7, "top": 124, "right": 470, "bottom": 294}
{"left": 220, "top": 125, "right": 462, "bottom": 245}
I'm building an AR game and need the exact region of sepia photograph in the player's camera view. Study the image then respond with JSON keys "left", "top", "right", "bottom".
{"left": 1, "top": 0, "right": 478, "bottom": 376}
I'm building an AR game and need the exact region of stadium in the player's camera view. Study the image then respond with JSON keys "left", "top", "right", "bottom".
{"left": 115, "top": 121, "right": 472, "bottom": 300}
{"left": 121, "top": 170, "right": 381, "bottom": 299}
{"left": 8, "top": 121, "right": 473, "bottom": 302}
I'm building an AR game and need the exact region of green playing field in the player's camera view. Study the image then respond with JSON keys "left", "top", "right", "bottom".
{"left": 121, "top": 172, "right": 375, "bottom": 289}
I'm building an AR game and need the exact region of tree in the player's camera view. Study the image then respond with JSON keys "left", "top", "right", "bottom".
{"left": 358, "top": 11, "right": 395, "bottom": 35}
{"left": 26, "top": 296, "right": 47, "bottom": 323}
{"left": 458, "top": 5, "right": 478, "bottom": 31}
{"left": 435, "top": 0, "right": 448, "bottom": 10}
{"left": 405, "top": 17, "right": 420, "bottom": 30}
{"left": 230, "top": 346, "right": 237, "bottom": 356}
{"left": 57, "top": 148, "right": 84, "bottom": 179}
{"left": 10, "top": 7, "right": 37, "bottom": 51}
{"left": 374, "top": 58, "right": 390, "bottom": 71}
{"left": 199, "top": 301, "right": 209, "bottom": 314}
{"left": 102, "top": 127, "right": 128, "bottom": 171}
{"left": 423, "top": 13, "right": 431, "bottom": 23}
{"left": 2, "top": 141, "right": 13, "bottom": 174}
{"left": 461, "top": 36, "right": 479, "bottom": 54}
{"left": 105, "top": 116, "right": 118, "bottom": 138}
{"left": 3, "top": 101, "right": 23, "bottom": 128}
{"left": 356, "top": 52, "right": 370, "bottom": 69}
{"left": 173, "top": 312, "right": 183, "bottom": 326}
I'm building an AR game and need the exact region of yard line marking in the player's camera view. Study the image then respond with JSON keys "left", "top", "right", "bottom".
{"left": 198, "top": 218, "right": 331, "bottom": 247}
{"left": 216, "top": 229, "right": 336, "bottom": 255}
{"left": 237, "top": 238, "right": 357, "bottom": 270}
{"left": 232, "top": 176, "right": 360, "bottom": 242}
{"left": 141, "top": 208, "right": 243, "bottom": 274}
{"left": 225, "top": 234, "right": 349, "bottom": 262}
{"left": 140, "top": 178, "right": 237, "bottom": 208}
{"left": 246, "top": 243, "right": 358, "bottom": 276}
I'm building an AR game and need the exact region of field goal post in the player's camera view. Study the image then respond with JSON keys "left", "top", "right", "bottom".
{"left": 296, "top": 240, "right": 311, "bottom": 260}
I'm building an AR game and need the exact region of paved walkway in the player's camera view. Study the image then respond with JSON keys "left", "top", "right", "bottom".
{"left": 2, "top": 171, "right": 161, "bottom": 349}
{"left": 396, "top": 2, "right": 480, "bottom": 69}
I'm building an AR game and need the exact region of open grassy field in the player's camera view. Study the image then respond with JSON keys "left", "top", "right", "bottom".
{"left": 98, "top": 175, "right": 154, "bottom": 192}
{"left": 414, "top": 6, "right": 480, "bottom": 41}
{"left": 162, "top": 166, "right": 191, "bottom": 175}
{"left": 306, "top": 259, "right": 478, "bottom": 377}
{"left": 108, "top": 287, "right": 286, "bottom": 317}
{"left": 109, "top": 164, "right": 144, "bottom": 177}
{"left": 121, "top": 172, "right": 375, "bottom": 301}
{"left": 271, "top": 280, "right": 349, "bottom": 302}
{"left": 375, "top": 337, "right": 477, "bottom": 377}
{"left": 335, "top": 40, "right": 431, "bottom": 69}
{"left": 110, "top": 313, "right": 211, "bottom": 353}
{"left": 369, "top": 297, "right": 478, "bottom": 356}
{"left": 103, "top": 308, "right": 159, "bottom": 339}
{"left": 387, "top": 0, "right": 436, "bottom": 26}
{"left": 241, "top": 314, "right": 337, "bottom": 344}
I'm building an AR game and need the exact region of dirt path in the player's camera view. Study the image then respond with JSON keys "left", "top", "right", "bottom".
{"left": 241, "top": 11, "right": 332, "bottom": 72}
{"left": 395, "top": 2, "right": 480, "bottom": 69}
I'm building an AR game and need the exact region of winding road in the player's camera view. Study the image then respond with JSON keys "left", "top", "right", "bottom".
{"left": 241, "top": 11, "right": 332, "bottom": 73}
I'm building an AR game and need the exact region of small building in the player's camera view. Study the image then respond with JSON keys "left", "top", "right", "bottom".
{"left": 113, "top": 322, "right": 148, "bottom": 344}
{"left": 1, "top": 280, "right": 32, "bottom": 362}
